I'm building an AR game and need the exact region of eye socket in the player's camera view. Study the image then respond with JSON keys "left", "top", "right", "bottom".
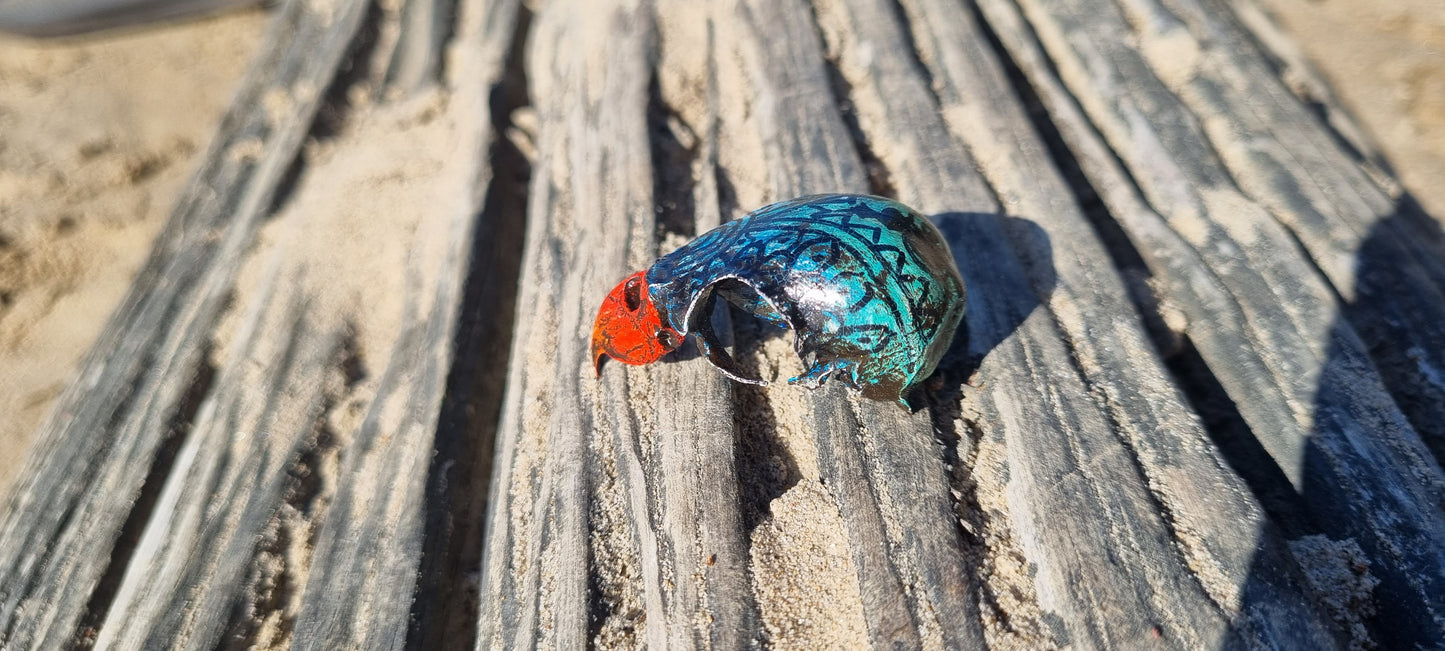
{"left": 655, "top": 329, "right": 679, "bottom": 349}
{"left": 623, "top": 276, "right": 643, "bottom": 312}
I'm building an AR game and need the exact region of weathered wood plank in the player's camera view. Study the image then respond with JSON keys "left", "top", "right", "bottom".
{"left": 728, "top": 0, "right": 987, "bottom": 646}
{"left": 476, "top": 0, "right": 1355, "bottom": 647}
{"left": 977, "top": 0, "right": 1445, "bottom": 645}
{"left": 0, "top": 1, "right": 369, "bottom": 646}
{"left": 651, "top": 3, "right": 764, "bottom": 646}
{"left": 2, "top": 0, "right": 1440, "bottom": 646}
{"left": 821, "top": 0, "right": 1339, "bottom": 646}
{"left": 476, "top": 0, "right": 666, "bottom": 647}
{"left": 1142, "top": 0, "right": 1445, "bottom": 465}
{"left": 287, "top": 0, "right": 522, "bottom": 645}
{"left": 0, "top": 0, "right": 526, "bottom": 647}
{"left": 1218, "top": 0, "right": 1392, "bottom": 181}
{"left": 811, "top": 0, "right": 1331, "bottom": 646}
{"left": 91, "top": 286, "right": 351, "bottom": 649}
{"left": 405, "top": 2, "right": 533, "bottom": 647}
{"left": 477, "top": 0, "right": 986, "bottom": 645}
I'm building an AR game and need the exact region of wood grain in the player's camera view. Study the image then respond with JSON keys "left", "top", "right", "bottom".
{"left": 0, "top": 1, "right": 369, "bottom": 646}
{"left": 0, "top": 0, "right": 1441, "bottom": 647}
{"left": 980, "top": 0, "right": 1445, "bottom": 644}
{"left": 828, "top": 0, "right": 1336, "bottom": 645}
{"left": 0, "top": 0, "right": 519, "bottom": 647}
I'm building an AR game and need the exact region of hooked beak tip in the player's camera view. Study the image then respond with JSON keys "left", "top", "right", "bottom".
{"left": 590, "top": 336, "right": 606, "bottom": 378}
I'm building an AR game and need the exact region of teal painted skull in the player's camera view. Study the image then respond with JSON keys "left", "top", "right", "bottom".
{"left": 592, "top": 194, "right": 966, "bottom": 405}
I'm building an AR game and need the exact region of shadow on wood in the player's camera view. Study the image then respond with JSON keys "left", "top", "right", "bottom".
{"left": 929, "top": 212, "right": 1055, "bottom": 385}
{"left": 1, "top": 0, "right": 1443, "bottom": 647}
{"left": 1233, "top": 203, "right": 1445, "bottom": 650}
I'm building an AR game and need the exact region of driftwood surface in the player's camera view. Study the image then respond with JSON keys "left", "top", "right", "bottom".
{"left": 0, "top": 0, "right": 1442, "bottom": 648}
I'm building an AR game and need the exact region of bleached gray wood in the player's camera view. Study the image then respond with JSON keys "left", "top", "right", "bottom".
{"left": 91, "top": 290, "right": 352, "bottom": 649}
{"left": 477, "top": 0, "right": 987, "bottom": 646}
{"left": 385, "top": 0, "right": 451, "bottom": 92}
{"left": 472, "top": 2, "right": 784, "bottom": 647}
{"left": 288, "top": 0, "right": 520, "bottom": 646}
{"left": 979, "top": 0, "right": 1445, "bottom": 645}
{"left": 817, "top": 0, "right": 1338, "bottom": 646}
{"left": 729, "top": 0, "right": 985, "bottom": 646}
{"left": 475, "top": 1, "right": 674, "bottom": 647}
{"left": 0, "top": 0, "right": 521, "bottom": 647}
{"left": 2, "top": 0, "right": 1441, "bottom": 645}
{"left": 478, "top": 0, "right": 1354, "bottom": 647}
{"left": 1144, "top": 0, "right": 1445, "bottom": 467}
{"left": 649, "top": 3, "right": 764, "bottom": 647}
{"left": 0, "top": 1, "right": 368, "bottom": 647}
{"left": 1218, "top": 0, "right": 1392, "bottom": 181}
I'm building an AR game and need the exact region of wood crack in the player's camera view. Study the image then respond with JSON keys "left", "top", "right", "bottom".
{"left": 649, "top": 71, "right": 700, "bottom": 244}
{"left": 6, "top": 0, "right": 1442, "bottom": 647}
{"left": 964, "top": 2, "right": 1285, "bottom": 615}
{"left": 71, "top": 354, "right": 217, "bottom": 649}
{"left": 809, "top": 2, "right": 897, "bottom": 200}
{"left": 979, "top": 0, "right": 1445, "bottom": 644}
{"left": 406, "top": 1, "right": 532, "bottom": 647}
{"left": 221, "top": 332, "right": 357, "bottom": 649}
